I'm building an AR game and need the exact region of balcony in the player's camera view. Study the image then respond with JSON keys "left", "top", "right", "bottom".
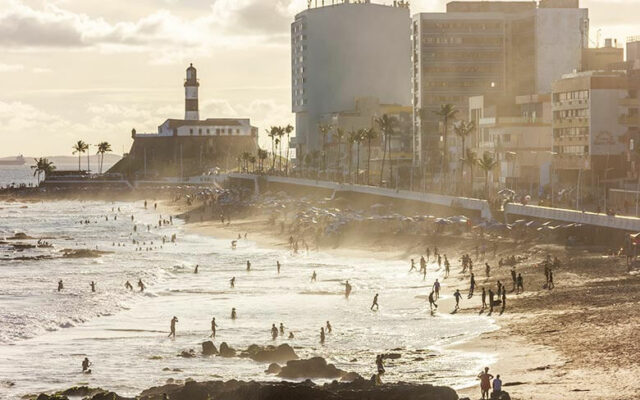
{"left": 553, "top": 118, "right": 589, "bottom": 128}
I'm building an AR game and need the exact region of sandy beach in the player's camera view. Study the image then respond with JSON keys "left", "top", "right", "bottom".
{"left": 171, "top": 194, "right": 640, "bottom": 400}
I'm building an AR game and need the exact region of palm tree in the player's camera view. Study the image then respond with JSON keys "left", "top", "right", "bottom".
{"left": 375, "top": 114, "right": 398, "bottom": 186}
{"left": 31, "top": 158, "right": 56, "bottom": 184}
{"left": 464, "top": 149, "right": 478, "bottom": 197}
{"left": 318, "top": 123, "right": 333, "bottom": 175}
{"left": 434, "top": 104, "right": 458, "bottom": 191}
{"left": 241, "top": 151, "right": 251, "bottom": 172}
{"left": 364, "top": 127, "right": 377, "bottom": 185}
{"left": 284, "top": 124, "right": 294, "bottom": 175}
{"left": 354, "top": 129, "right": 365, "bottom": 185}
{"left": 257, "top": 148, "right": 268, "bottom": 172}
{"left": 267, "top": 126, "right": 278, "bottom": 171}
{"left": 274, "top": 137, "right": 281, "bottom": 171}
{"left": 72, "top": 140, "right": 89, "bottom": 172}
{"left": 249, "top": 156, "right": 257, "bottom": 173}
{"left": 347, "top": 130, "right": 357, "bottom": 184}
{"left": 477, "top": 152, "right": 498, "bottom": 199}
{"left": 96, "top": 141, "right": 112, "bottom": 174}
{"left": 334, "top": 128, "right": 346, "bottom": 181}
{"left": 454, "top": 121, "right": 475, "bottom": 192}
{"left": 276, "top": 126, "right": 286, "bottom": 172}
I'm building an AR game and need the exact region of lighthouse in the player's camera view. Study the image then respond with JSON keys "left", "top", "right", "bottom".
{"left": 184, "top": 63, "right": 199, "bottom": 121}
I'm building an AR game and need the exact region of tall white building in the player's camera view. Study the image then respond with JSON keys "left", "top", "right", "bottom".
{"left": 291, "top": 1, "right": 411, "bottom": 156}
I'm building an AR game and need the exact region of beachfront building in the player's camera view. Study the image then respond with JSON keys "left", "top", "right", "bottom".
{"left": 291, "top": 1, "right": 411, "bottom": 160}
{"left": 412, "top": 0, "right": 589, "bottom": 175}
{"left": 316, "top": 97, "right": 412, "bottom": 184}
{"left": 469, "top": 94, "right": 553, "bottom": 196}
{"left": 551, "top": 71, "right": 628, "bottom": 199}
{"left": 581, "top": 39, "right": 625, "bottom": 72}
{"left": 110, "top": 64, "right": 258, "bottom": 178}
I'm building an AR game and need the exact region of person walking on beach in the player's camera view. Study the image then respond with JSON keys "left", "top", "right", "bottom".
{"left": 478, "top": 367, "right": 494, "bottom": 400}
{"left": 311, "top": 271, "right": 317, "bottom": 282}
{"left": 230, "top": 277, "right": 235, "bottom": 288}
{"left": 426, "top": 247, "right": 431, "bottom": 262}
{"left": 90, "top": 281, "right": 96, "bottom": 292}
{"left": 277, "top": 261, "right": 281, "bottom": 274}
{"left": 271, "top": 324, "right": 278, "bottom": 340}
{"left": 320, "top": 327, "right": 326, "bottom": 344}
{"left": 501, "top": 290, "right": 507, "bottom": 312}
{"left": 454, "top": 289, "right": 462, "bottom": 310}
{"left": 57, "top": 280, "right": 64, "bottom": 292}
{"left": 231, "top": 308, "right": 237, "bottom": 320}
{"left": 510, "top": 267, "right": 517, "bottom": 292}
{"left": 492, "top": 374, "right": 502, "bottom": 397}
{"left": 488, "top": 290, "right": 495, "bottom": 314}
{"left": 345, "top": 280, "right": 352, "bottom": 299}
{"left": 485, "top": 263, "right": 491, "bottom": 277}
{"left": 433, "top": 279, "right": 441, "bottom": 300}
{"left": 481, "top": 287, "right": 487, "bottom": 310}
{"left": 548, "top": 270, "right": 554, "bottom": 290}
{"left": 516, "top": 273, "right": 524, "bottom": 294}
{"left": 210, "top": 317, "right": 218, "bottom": 338}
{"left": 409, "top": 259, "right": 417, "bottom": 272}
{"left": 428, "top": 290, "right": 438, "bottom": 311}
{"left": 370, "top": 293, "right": 379, "bottom": 311}
{"left": 168, "top": 316, "right": 178, "bottom": 338}
{"left": 437, "top": 254, "right": 442, "bottom": 268}
{"left": 125, "top": 281, "right": 133, "bottom": 291}
{"left": 468, "top": 273, "right": 476, "bottom": 298}
{"left": 444, "top": 259, "right": 450, "bottom": 278}
{"left": 138, "top": 279, "right": 146, "bottom": 292}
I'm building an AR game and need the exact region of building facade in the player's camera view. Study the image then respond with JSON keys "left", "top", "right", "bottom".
{"left": 291, "top": 1, "right": 411, "bottom": 158}
{"left": 412, "top": 0, "right": 588, "bottom": 173}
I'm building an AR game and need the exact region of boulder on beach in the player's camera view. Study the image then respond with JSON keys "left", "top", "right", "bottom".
{"left": 340, "top": 372, "right": 363, "bottom": 382}
{"left": 265, "top": 363, "right": 281, "bottom": 374}
{"left": 201, "top": 341, "right": 218, "bottom": 356}
{"left": 277, "top": 357, "right": 346, "bottom": 380}
{"left": 7, "top": 232, "right": 33, "bottom": 240}
{"left": 61, "top": 249, "right": 110, "bottom": 258}
{"left": 219, "top": 342, "right": 236, "bottom": 358}
{"left": 179, "top": 349, "right": 196, "bottom": 358}
{"left": 36, "top": 395, "right": 68, "bottom": 400}
{"left": 242, "top": 343, "right": 298, "bottom": 363}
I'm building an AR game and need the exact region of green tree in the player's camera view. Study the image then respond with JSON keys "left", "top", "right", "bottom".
{"left": 72, "top": 140, "right": 89, "bottom": 172}
{"left": 31, "top": 158, "right": 56, "bottom": 184}
{"left": 354, "top": 129, "right": 365, "bottom": 185}
{"left": 464, "top": 149, "right": 478, "bottom": 197}
{"left": 267, "top": 126, "right": 279, "bottom": 171}
{"left": 347, "top": 130, "right": 357, "bottom": 184}
{"left": 318, "top": 123, "right": 333, "bottom": 175}
{"left": 375, "top": 114, "right": 398, "bottom": 186}
{"left": 334, "top": 128, "right": 346, "bottom": 182}
{"left": 257, "top": 148, "right": 268, "bottom": 172}
{"left": 284, "top": 124, "right": 294, "bottom": 175}
{"left": 477, "top": 151, "right": 498, "bottom": 199}
{"left": 434, "top": 104, "right": 458, "bottom": 191}
{"left": 96, "top": 141, "right": 112, "bottom": 174}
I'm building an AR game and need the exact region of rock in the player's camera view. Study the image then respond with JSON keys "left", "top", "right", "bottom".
{"left": 277, "top": 357, "right": 346, "bottom": 380}
{"left": 36, "top": 395, "right": 68, "bottom": 400}
{"left": 179, "top": 349, "right": 196, "bottom": 358}
{"left": 383, "top": 353, "right": 401, "bottom": 360}
{"left": 265, "top": 363, "right": 281, "bottom": 374}
{"left": 7, "top": 232, "right": 33, "bottom": 240}
{"left": 244, "top": 344, "right": 298, "bottom": 363}
{"left": 219, "top": 342, "right": 236, "bottom": 358}
{"left": 340, "top": 372, "right": 363, "bottom": 382}
{"left": 90, "top": 392, "right": 134, "bottom": 400}
{"left": 201, "top": 341, "right": 218, "bottom": 356}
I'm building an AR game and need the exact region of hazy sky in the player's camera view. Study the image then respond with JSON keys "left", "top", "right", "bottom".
{"left": 0, "top": 0, "right": 637, "bottom": 157}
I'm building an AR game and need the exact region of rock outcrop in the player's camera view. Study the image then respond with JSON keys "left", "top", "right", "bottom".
{"left": 219, "top": 342, "right": 236, "bottom": 358}
{"left": 201, "top": 341, "right": 218, "bottom": 356}
{"left": 277, "top": 357, "right": 345, "bottom": 380}
{"left": 241, "top": 344, "right": 298, "bottom": 363}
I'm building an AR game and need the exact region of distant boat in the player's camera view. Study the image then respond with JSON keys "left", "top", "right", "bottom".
{"left": 0, "top": 155, "right": 25, "bottom": 166}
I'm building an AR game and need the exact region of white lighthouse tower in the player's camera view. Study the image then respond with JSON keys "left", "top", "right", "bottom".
{"left": 184, "top": 63, "right": 199, "bottom": 121}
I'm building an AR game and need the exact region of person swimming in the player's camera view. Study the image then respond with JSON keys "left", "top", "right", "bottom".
{"left": 231, "top": 308, "right": 237, "bottom": 320}
{"left": 231, "top": 240, "right": 237, "bottom": 250}
{"left": 125, "top": 281, "right": 133, "bottom": 291}
{"left": 138, "top": 279, "right": 146, "bottom": 292}
{"left": 311, "top": 271, "right": 317, "bottom": 282}
{"left": 288, "top": 331, "right": 294, "bottom": 339}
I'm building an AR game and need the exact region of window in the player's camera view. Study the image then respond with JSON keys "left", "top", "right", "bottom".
{"left": 228, "top": 128, "right": 233, "bottom": 134}
{"left": 189, "top": 128, "right": 193, "bottom": 135}
{"left": 207, "top": 129, "right": 210, "bottom": 135}
{"left": 236, "top": 129, "right": 240, "bottom": 134}
{"left": 199, "top": 128, "right": 202, "bottom": 135}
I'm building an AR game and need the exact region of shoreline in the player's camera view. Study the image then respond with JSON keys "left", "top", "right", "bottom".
{"left": 172, "top": 197, "right": 640, "bottom": 400}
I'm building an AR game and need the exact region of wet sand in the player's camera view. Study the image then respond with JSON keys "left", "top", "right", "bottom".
{"left": 174, "top": 199, "right": 640, "bottom": 400}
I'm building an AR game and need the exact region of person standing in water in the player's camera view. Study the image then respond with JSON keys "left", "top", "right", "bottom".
{"left": 231, "top": 308, "right": 237, "bottom": 320}
{"left": 320, "top": 327, "right": 325, "bottom": 344}
{"left": 326, "top": 321, "right": 332, "bottom": 333}
{"left": 230, "top": 277, "right": 235, "bottom": 288}
{"left": 138, "top": 279, "right": 146, "bottom": 292}
{"left": 469, "top": 273, "right": 476, "bottom": 298}
{"left": 271, "top": 324, "right": 278, "bottom": 340}
{"left": 370, "top": 293, "right": 379, "bottom": 311}
{"left": 124, "top": 281, "right": 133, "bottom": 291}
{"left": 90, "top": 281, "right": 96, "bottom": 292}
{"left": 194, "top": 265, "right": 199, "bottom": 274}
{"left": 246, "top": 261, "right": 251, "bottom": 271}
{"left": 311, "top": 271, "right": 317, "bottom": 282}
{"left": 279, "top": 323, "right": 285, "bottom": 336}
{"left": 210, "top": 317, "right": 218, "bottom": 338}
{"left": 57, "top": 279, "right": 64, "bottom": 292}
{"left": 376, "top": 354, "right": 385, "bottom": 375}
{"left": 345, "top": 280, "right": 352, "bottom": 299}
{"left": 277, "top": 261, "right": 281, "bottom": 274}
{"left": 168, "top": 316, "right": 178, "bottom": 338}
{"left": 82, "top": 357, "right": 91, "bottom": 373}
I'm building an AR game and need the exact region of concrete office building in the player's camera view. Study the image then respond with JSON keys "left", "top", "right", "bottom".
{"left": 291, "top": 1, "right": 411, "bottom": 158}
{"left": 551, "top": 71, "right": 628, "bottom": 184}
{"left": 412, "top": 0, "right": 588, "bottom": 170}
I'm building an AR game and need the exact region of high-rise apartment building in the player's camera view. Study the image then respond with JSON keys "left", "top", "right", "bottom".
{"left": 291, "top": 2, "right": 411, "bottom": 158}
{"left": 412, "top": 0, "right": 588, "bottom": 171}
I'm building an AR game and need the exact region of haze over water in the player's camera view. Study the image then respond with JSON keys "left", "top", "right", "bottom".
{"left": 0, "top": 200, "right": 496, "bottom": 399}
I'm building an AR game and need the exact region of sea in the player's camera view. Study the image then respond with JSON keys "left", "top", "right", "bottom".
{"left": 0, "top": 166, "right": 497, "bottom": 399}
